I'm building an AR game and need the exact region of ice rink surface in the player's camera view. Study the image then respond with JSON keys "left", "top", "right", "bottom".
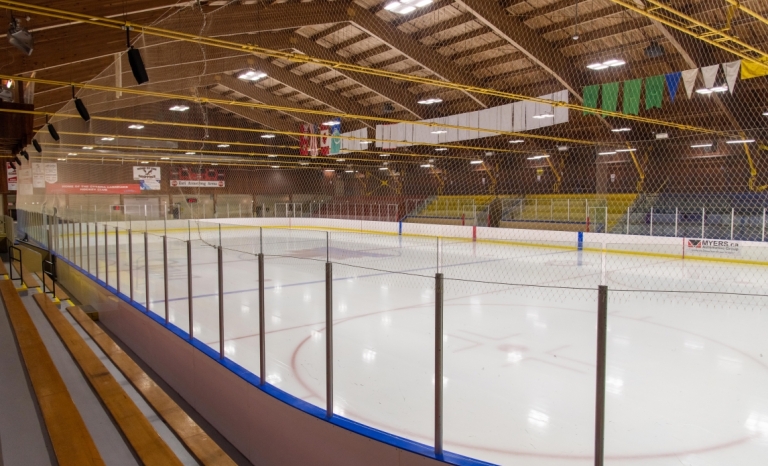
{"left": 71, "top": 225, "right": 768, "bottom": 465}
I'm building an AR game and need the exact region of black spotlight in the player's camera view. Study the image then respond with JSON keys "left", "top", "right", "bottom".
{"left": 21, "top": 150, "right": 29, "bottom": 161}
{"left": 32, "top": 139, "right": 41, "bottom": 153}
{"left": 73, "top": 86, "right": 90, "bottom": 121}
{"left": 126, "top": 27, "right": 148, "bottom": 85}
{"left": 14, "top": 154, "right": 22, "bottom": 165}
{"left": 47, "top": 123, "right": 60, "bottom": 141}
{"left": 9, "top": 161, "right": 16, "bottom": 169}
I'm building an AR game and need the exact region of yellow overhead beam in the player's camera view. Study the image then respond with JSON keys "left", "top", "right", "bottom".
{"left": 0, "top": 1, "right": 725, "bottom": 135}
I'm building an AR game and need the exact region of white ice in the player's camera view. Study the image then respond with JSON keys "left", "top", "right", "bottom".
{"left": 61, "top": 225, "right": 768, "bottom": 465}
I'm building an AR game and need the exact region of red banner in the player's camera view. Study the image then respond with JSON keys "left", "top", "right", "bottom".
{"left": 46, "top": 183, "right": 142, "bottom": 194}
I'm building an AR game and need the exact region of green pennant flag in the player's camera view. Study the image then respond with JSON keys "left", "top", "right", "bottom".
{"left": 623, "top": 79, "right": 642, "bottom": 115}
{"left": 645, "top": 75, "right": 665, "bottom": 110}
{"left": 582, "top": 84, "right": 600, "bottom": 115}
{"left": 601, "top": 82, "right": 619, "bottom": 112}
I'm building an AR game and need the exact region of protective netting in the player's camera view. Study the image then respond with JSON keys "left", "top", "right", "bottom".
{"left": 9, "top": 1, "right": 768, "bottom": 464}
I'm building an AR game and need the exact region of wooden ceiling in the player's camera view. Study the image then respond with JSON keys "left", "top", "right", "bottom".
{"left": 1, "top": 0, "right": 767, "bottom": 160}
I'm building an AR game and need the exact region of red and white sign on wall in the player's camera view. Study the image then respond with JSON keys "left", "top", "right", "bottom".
{"left": 6, "top": 162, "right": 17, "bottom": 191}
{"left": 46, "top": 183, "right": 142, "bottom": 194}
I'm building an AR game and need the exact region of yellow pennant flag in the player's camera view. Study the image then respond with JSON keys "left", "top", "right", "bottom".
{"left": 741, "top": 60, "right": 768, "bottom": 80}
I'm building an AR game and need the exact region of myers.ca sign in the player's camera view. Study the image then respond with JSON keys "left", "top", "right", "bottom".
{"left": 686, "top": 239, "right": 740, "bottom": 255}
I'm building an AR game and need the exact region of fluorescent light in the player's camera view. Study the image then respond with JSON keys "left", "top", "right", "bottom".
{"left": 726, "top": 139, "right": 755, "bottom": 144}
{"left": 428, "top": 159, "right": 434, "bottom": 162}
{"left": 261, "top": 134, "right": 276, "bottom": 138}
{"left": 435, "top": 148, "right": 448, "bottom": 151}
{"left": 587, "top": 59, "right": 624, "bottom": 70}
{"left": 160, "top": 157, "right": 170, "bottom": 160}
{"left": 238, "top": 70, "right": 267, "bottom": 81}
{"left": 655, "top": 133, "right": 669, "bottom": 139}
{"left": 431, "top": 130, "right": 447, "bottom": 134}
{"left": 527, "top": 155, "right": 550, "bottom": 160}
{"left": 169, "top": 105, "right": 189, "bottom": 111}
{"left": 299, "top": 162, "right": 309, "bottom": 166}
{"left": 509, "top": 139, "right": 524, "bottom": 144}
{"left": 324, "top": 169, "right": 335, "bottom": 172}
{"left": 615, "top": 148, "right": 636, "bottom": 152}
{"left": 322, "top": 120, "right": 340, "bottom": 126}
{"left": 696, "top": 86, "right": 728, "bottom": 95}
{"left": 557, "top": 146, "right": 568, "bottom": 151}
{"left": 417, "top": 98, "right": 443, "bottom": 105}
{"left": 82, "top": 146, "right": 93, "bottom": 150}
{"left": 140, "top": 161, "right": 149, "bottom": 164}
{"left": 211, "top": 163, "right": 218, "bottom": 166}
{"left": 379, "top": 167, "right": 388, "bottom": 170}
{"left": 470, "top": 160, "right": 483, "bottom": 164}
{"left": 360, "top": 140, "right": 371, "bottom": 144}
{"left": 420, "top": 164, "right": 432, "bottom": 168}
{"left": 611, "top": 128, "right": 631, "bottom": 132}
{"left": 379, "top": 153, "right": 390, "bottom": 157}
{"left": 691, "top": 143, "right": 713, "bottom": 148}
{"left": 57, "top": 158, "right": 66, "bottom": 161}
{"left": 598, "top": 151, "right": 617, "bottom": 155}
{"left": 336, "top": 158, "right": 345, "bottom": 162}
{"left": 763, "top": 112, "right": 768, "bottom": 116}
{"left": 185, "top": 152, "right": 196, "bottom": 155}
{"left": 268, "top": 155, "right": 277, "bottom": 158}
{"left": 345, "top": 170, "right": 354, "bottom": 173}
{"left": 271, "top": 166, "right": 280, "bottom": 168}
{"left": 217, "top": 144, "right": 230, "bottom": 148}
{"left": 532, "top": 113, "right": 554, "bottom": 119}
{"left": 101, "top": 137, "right": 115, "bottom": 141}
{"left": 128, "top": 124, "right": 144, "bottom": 129}
{"left": 67, "top": 153, "right": 77, "bottom": 156}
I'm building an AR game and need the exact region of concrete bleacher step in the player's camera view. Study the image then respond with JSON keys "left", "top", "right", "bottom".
{"left": 66, "top": 304, "right": 237, "bottom": 466}
{"left": 0, "top": 280, "right": 105, "bottom": 466}
{"left": 32, "top": 292, "right": 185, "bottom": 466}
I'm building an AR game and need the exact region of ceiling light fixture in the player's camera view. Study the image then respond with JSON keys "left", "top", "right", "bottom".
{"left": 211, "top": 163, "right": 218, "bottom": 166}
{"left": 268, "top": 155, "right": 277, "bottom": 158}
{"left": 615, "top": 148, "right": 636, "bottom": 152}
{"left": 527, "top": 155, "right": 550, "bottom": 160}
{"left": 345, "top": 170, "right": 354, "bottom": 173}
{"left": 418, "top": 98, "right": 443, "bottom": 105}
{"left": 71, "top": 86, "right": 90, "bottom": 122}
{"left": 126, "top": 27, "right": 148, "bottom": 84}
{"left": 57, "top": 158, "right": 66, "bottom": 161}
{"left": 435, "top": 148, "right": 448, "bottom": 151}
{"left": 20, "top": 150, "right": 28, "bottom": 161}
{"left": 691, "top": 143, "right": 713, "bottom": 148}
{"left": 324, "top": 169, "right": 335, "bottom": 172}
{"left": 140, "top": 161, "right": 149, "bottom": 164}
{"left": 82, "top": 146, "right": 93, "bottom": 150}
{"left": 322, "top": 120, "right": 341, "bottom": 126}
{"left": 169, "top": 105, "right": 190, "bottom": 111}
{"left": 128, "top": 124, "right": 144, "bottom": 129}
{"left": 272, "top": 166, "right": 280, "bottom": 168}
{"left": 532, "top": 113, "right": 555, "bottom": 119}
{"left": 587, "top": 59, "right": 625, "bottom": 70}
{"left": 261, "top": 134, "right": 276, "bottom": 138}
{"left": 696, "top": 85, "right": 728, "bottom": 95}
{"left": 185, "top": 151, "right": 196, "bottom": 155}
{"left": 379, "top": 153, "right": 390, "bottom": 157}
{"left": 509, "top": 139, "right": 524, "bottom": 144}
{"left": 763, "top": 112, "right": 768, "bottom": 116}
{"left": 101, "top": 137, "right": 115, "bottom": 141}
{"left": 598, "top": 151, "right": 617, "bottom": 155}
{"left": 217, "top": 144, "right": 230, "bottom": 148}
{"left": 557, "top": 146, "right": 568, "bottom": 151}
{"left": 7, "top": 16, "right": 33, "bottom": 56}
{"left": 431, "top": 130, "right": 447, "bottom": 134}
{"left": 726, "top": 139, "right": 755, "bottom": 144}
{"left": 32, "top": 139, "right": 42, "bottom": 153}
{"left": 299, "top": 162, "right": 309, "bottom": 166}
{"left": 611, "top": 128, "right": 631, "bottom": 132}
{"left": 420, "top": 164, "right": 432, "bottom": 168}
{"left": 336, "top": 158, "right": 345, "bottom": 162}
{"left": 237, "top": 70, "right": 267, "bottom": 81}
{"left": 384, "top": 0, "right": 432, "bottom": 15}
{"left": 470, "top": 160, "right": 483, "bottom": 164}
{"left": 360, "top": 140, "right": 371, "bottom": 144}
{"left": 379, "top": 167, "right": 389, "bottom": 170}
{"left": 67, "top": 153, "right": 77, "bottom": 156}
{"left": 160, "top": 157, "right": 170, "bottom": 160}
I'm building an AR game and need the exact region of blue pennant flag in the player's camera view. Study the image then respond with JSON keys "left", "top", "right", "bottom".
{"left": 665, "top": 72, "right": 682, "bottom": 102}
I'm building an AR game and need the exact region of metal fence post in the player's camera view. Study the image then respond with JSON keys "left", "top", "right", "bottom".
{"left": 595, "top": 285, "right": 608, "bottom": 466}
{"left": 435, "top": 272, "right": 444, "bottom": 457}
{"left": 649, "top": 207, "right": 654, "bottom": 236}
{"left": 79, "top": 221, "right": 83, "bottom": 266}
{"left": 626, "top": 207, "right": 630, "bottom": 234}
{"left": 104, "top": 224, "right": 109, "bottom": 286}
{"left": 730, "top": 207, "right": 735, "bottom": 240}
{"left": 86, "top": 223, "right": 90, "bottom": 273}
{"left": 258, "top": 251, "right": 265, "bottom": 384}
{"left": 325, "top": 259, "right": 333, "bottom": 418}
{"left": 674, "top": 207, "right": 678, "bottom": 237}
{"left": 218, "top": 245, "right": 225, "bottom": 359}
{"left": 95, "top": 223, "right": 99, "bottom": 279}
{"left": 163, "top": 235, "right": 169, "bottom": 324}
{"left": 187, "top": 240, "right": 194, "bottom": 340}
{"left": 144, "top": 231, "right": 150, "bottom": 312}
{"left": 701, "top": 207, "right": 705, "bottom": 238}
{"left": 128, "top": 229, "right": 133, "bottom": 301}
{"left": 763, "top": 208, "right": 766, "bottom": 242}
{"left": 115, "top": 227, "right": 120, "bottom": 294}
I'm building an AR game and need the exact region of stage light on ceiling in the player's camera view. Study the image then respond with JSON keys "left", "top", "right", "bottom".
{"left": 7, "top": 16, "right": 33, "bottom": 56}
{"left": 126, "top": 27, "right": 149, "bottom": 84}
{"left": 32, "top": 139, "right": 42, "bottom": 153}
{"left": 14, "top": 154, "right": 22, "bottom": 165}
{"left": 72, "top": 86, "right": 90, "bottom": 121}
{"left": 9, "top": 161, "right": 16, "bottom": 169}
{"left": 20, "top": 150, "right": 29, "bottom": 161}
{"left": 169, "top": 105, "right": 190, "bottom": 112}
{"left": 128, "top": 124, "right": 144, "bottom": 129}
{"left": 261, "top": 134, "right": 276, "bottom": 139}
{"left": 418, "top": 98, "right": 442, "bottom": 105}
{"left": 47, "top": 120, "right": 60, "bottom": 141}
{"left": 237, "top": 70, "right": 267, "bottom": 81}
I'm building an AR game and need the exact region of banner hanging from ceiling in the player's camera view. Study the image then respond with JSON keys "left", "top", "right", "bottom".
{"left": 46, "top": 183, "right": 142, "bottom": 194}
{"left": 133, "top": 166, "right": 161, "bottom": 190}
